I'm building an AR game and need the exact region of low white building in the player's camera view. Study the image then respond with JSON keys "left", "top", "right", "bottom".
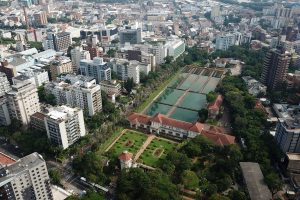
{"left": 13, "top": 67, "right": 49, "bottom": 87}
{"left": 99, "top": 80, "right": 121, "bottom": 96}
{"left": 242, "top": 76, "right": 267, "bottom": 96}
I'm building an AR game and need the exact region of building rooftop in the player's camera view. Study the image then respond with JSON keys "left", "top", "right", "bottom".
{"left": 47, "top": 106, "right": 80, "bottom": 121}
{"left": 128, "top": 112, "right": 235, "bottom": 146}
{"left": 287, "top": 153, "right": 300, "bottom": 161}
{"left": 240, "top": 162, "right": 272, "bottom": 200}
{"left": 0, "top": 152, "right": 45, "bottom": 187}
{"left": 208, "top": 94, "right": 223, "bottom": 111}
{"left": 118, "top": 151, "right": 133, "bottom": 161}
{"left": 0, "top": 152, "right": 16, "bottom": 167}
{"left": 31, "top": 112, "right": 47, "bottom": 120}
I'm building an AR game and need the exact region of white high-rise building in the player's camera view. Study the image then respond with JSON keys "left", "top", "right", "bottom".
{"left": 165, "top": 38, "right": 186, "bottom": 60}
{"left": 211, "top": 4, "right": 221, "bottom": 19}
{"left": 0, "top": 152, "right": 53, "bottom": 200}
{"left": 44, "top": 106, "right": 86, "bottom": 149}
{"left": 70, "top": 46, "right": 91, "bottom": 72}
{"left": 6, "top": 81, "right": 40, "bottom": 125}
{"left": 0, "top": 72, "right": 11, "bottom": 96}
{"left": 45, "top": 75, "right": 102, "bottom": 116}
{"left": 110, "top": 59, "right": 140, "bottom": 84}
{"left": 127, "top": 61, "right": 140, "bottom": 84}
{"left": 80, "top": 57, "right": 111, "bottom": 83}
{"left": 43, "top": 32, "right": 72, "bottom": 53}
{"left": 215, "top": 34, "right": 236, "bottom": 51}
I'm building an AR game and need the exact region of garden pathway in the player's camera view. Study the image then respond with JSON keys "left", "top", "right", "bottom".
{"left": 134, "top": 134, "right": 155, "bottom": 161}
{"left": 104, "top": 129, "right": 127, "bottom": 152}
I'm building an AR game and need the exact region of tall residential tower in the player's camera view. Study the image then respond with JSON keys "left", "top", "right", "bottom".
{"left": 261, "top": 48, "right": 291, "bottom": 90}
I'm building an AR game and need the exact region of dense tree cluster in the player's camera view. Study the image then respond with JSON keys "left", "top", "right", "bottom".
{"left": 66, "top": 191, "right": 104, "bottom": 200}
{"left": 116, "top": 168, "right": 180, "bottom": 200}
{"left": 49, "top": 169, "right": 62, "bottom": 185}
{"left": 38, "top": 85, "right": 56, "bottom": 106}
{"left": 206, "top": 91, "right": 218, "bottom": 103}
{"left": 184, "top": 46, "right": 209, "bottom": 65}
{"left": 73, "top": 152, "right": 108, "bottom": 185}
{"left": 28, "top": 41, "right": 43, "bottom": 51}
{"left": 217, "top": 76, "right": 283, "bottom": 195}
{"left": 211, "top": 46, "right": 266, "bottom": 79}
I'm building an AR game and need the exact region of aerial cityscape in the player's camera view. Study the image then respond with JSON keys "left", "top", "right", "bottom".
{"left": 0, "top": 0, "right": 300, "bottom": 199}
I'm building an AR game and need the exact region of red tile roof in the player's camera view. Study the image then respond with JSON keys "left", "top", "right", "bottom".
{"left": 118, "top": 151, "right": 133, "bottom": 161}
{"left": 255, "top": 100, "right": 263, "bottom": 109}
{"left": 127, "top": 113, "right": 235, "bottom": 146}
{"left": 128, "top": 113, "right": 151, "bottom": 125}
{"left": 128, "top": 112, "right": 204, "bottom": 133}
{"left": 208, "top": 95, "right": 223, "bottom": 111}
{"left": 201, "top": 125, "right": 235, "bottom": 146}
{"left": 0, "top": 152, "right": 16, "bottom": 166}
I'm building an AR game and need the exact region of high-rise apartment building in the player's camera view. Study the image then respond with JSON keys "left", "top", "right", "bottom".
{"left": 6, "top": 81, "right": 40, "bottom": 125}
{"left": 82, "top": 44, "right": 103, "bottom": 60}
{"left": 0, "top": 152, "right": 53, "bottom": 200}
{"left": 44, "top": 106, "right": 86, "bottom": 149}
{"left": 119, "top": 28, "right": 142, "bottom": 45}
{"left": 33, "top": 11, "right": 48, "bottom": 26}
{"left": 80, "top": 57, "right": 111, "bottom": 83}
{"left": 215, "top": 34, "right": 236, "bottom": 51}
{"left": 43, "top": 32, "right": 72, "bottom": 52}
{"left": 165, "top": 39, "right": 186, "bottom": 60}
{"left": 110, "top": 58, "right": 140, "bottom": 84}
{"left": 0, "top": 60, "right": 17, "bottom": 84}
{"left": 45, "top": 74, "right": 102, "bottom": 116}
{"left": 0, "top": 72, "right": 11, "bottom": 96}
{"left": 275, "top": 118, "right": 300, "bottom": 153}
{"left": 50, "top": 57, "right": 73, "bottom": 81}
{"left": 211, "top": 4, "right": 221, "bottom": 19}
{"left": 261, "top": 48, "right": 291, "bottom": 90}
{"left": 70, "top": 46, "right": 91, "bottom": 72}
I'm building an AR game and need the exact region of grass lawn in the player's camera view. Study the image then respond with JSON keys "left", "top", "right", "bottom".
{"left": 135, "top": 70, "right": 181, "bottom": 113}
{"left": 108, "top": 131, "right": 148, "bottom": 157}
{"left": 139, "top": 138, "right": 177, "bottom": 167}
{"left": 97, "top": 127, "right": 124, "bottom": 154}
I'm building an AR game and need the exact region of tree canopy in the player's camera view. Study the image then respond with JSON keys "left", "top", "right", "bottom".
{"left": 116, "top": 168, "right": 180, "bottom": 200}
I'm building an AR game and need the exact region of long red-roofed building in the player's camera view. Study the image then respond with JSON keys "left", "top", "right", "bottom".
{"left": 128, "top": 112, "right": 235, "bottom": 146}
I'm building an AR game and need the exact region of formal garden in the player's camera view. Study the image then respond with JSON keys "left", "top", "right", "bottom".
{"left": 138, "top": 137, "right": 178, "bottom": 167}
{"left": 106, "top": 130, "right": 148, "bottom": 157}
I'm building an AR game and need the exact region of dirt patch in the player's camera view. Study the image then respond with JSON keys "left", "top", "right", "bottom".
{"left": 153, "top": 148, "right": 164, "bottom": 157}
{"left": 124, "top": 140, "right": 134, "bottom": 147}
